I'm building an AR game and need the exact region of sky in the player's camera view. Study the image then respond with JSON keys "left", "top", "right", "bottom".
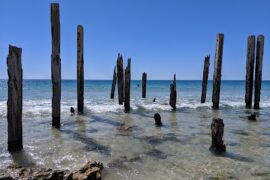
{"left": 0, "top": 0, "right": 269, "bottom": 80}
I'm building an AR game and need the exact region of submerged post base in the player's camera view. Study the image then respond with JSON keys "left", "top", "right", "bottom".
{"left": 52, "top": 117, "right": 61, "bottom": 128}
{"left": 8, "top": 139, "right": 23, "bottom": 151}
{"left": 154, "top": 113, "right": 162, "bottom": 126}
{"left": 254, "top": 103, "right": 260, "bottom": 110}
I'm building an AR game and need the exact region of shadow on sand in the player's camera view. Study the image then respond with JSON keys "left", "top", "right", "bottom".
{"left": 60, "top": 129, "right": 111, "bottom": 156}
{"left": 211, "top": 151, "right": 254, "bottom": 163}
{"left": 90, "top": 115, "right": 122, "bottom": 127}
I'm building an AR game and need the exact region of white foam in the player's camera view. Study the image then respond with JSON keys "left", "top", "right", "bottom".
{"left": 0, "top": 98, "right": 270, "bottom": 117}
{"left": 178, "top": 101, "right": 212, "bottom": 109}
{"left": 86, "top": 104, "right": 124, "bottom": 113}
{"left": 138, "top": 103, "right": 172, "bottom": 111}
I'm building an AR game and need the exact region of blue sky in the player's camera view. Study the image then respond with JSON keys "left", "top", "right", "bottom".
{"left": 0, "top": 0, "right": 269, "bottom": 80}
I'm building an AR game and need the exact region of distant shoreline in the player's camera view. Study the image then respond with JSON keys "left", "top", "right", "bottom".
{"left": 0, "top": 79, "right": 270, "bottom": 81}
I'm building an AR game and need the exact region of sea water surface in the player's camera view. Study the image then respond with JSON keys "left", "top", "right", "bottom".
{"left": 0, "top": 80, "right": 270, "bottom": 179}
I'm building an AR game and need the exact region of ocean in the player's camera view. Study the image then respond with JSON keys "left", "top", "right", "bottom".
{"left": 0, "top": 80, "right": 270, "bottom": 179}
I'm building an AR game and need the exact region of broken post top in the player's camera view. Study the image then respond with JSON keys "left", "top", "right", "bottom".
{"left": 77, "top": 24, "right": 83, "bottom": 30}
{"left": 7, "top": 45, "right": 23, "bottom": 80}
{"left": 51, "top": 3, "right": 59, "bottom": 6}
{"left": 248, "top": 35, "right": 256, "bottom": 39}
{"left": 217, "top": 33, "right": 224, "bottom": 38}
{"left": 77, "top": 25, "right": 84, "bottom": 41}
{"left": 256, "top": 35, "right": 264, "bottom": 52}
{"left": 50, "top": 3, "right": 60, "bottom": 54}
{"left": 118, "top": 53, "right": 123, "bottom": 60}
{"left": 257, "top": 34, "right": 264, "bottom": 40}
{"left": 117, "top": 54, "right": 123, "bottom": 66}
{"left": 173, "top": 74, "right": 176, "bottom": 89}
{"left": 117, "top": 53, "right": 124, "bottom": 71}
{"left": 8, "top": 45, "right": 22, "bottom": 58}
{"left": 215, "top": 33, "right": 224, "bottom": 59}
{"left": 77, "top": 25, "right": 84, "bottom": 42}
{"left": 117, "top": 53, "right": 124, "bottom": 105}
{"left": 255, "top": 34, "right": 264, "bottom": 66}
{"left": 214, "top": 33, "right": 224, "bottom": 58}
{"left": 127, "top": 58, "right": 131, "bottom": 67}
{"left": 77, "top": 24, "right": 84, "bottom": 45}
{"left": 205, "top": 55, "right": 210, "bottom": 64}
{"left": 256, "top": 35, "right": 264, "bottom": 50}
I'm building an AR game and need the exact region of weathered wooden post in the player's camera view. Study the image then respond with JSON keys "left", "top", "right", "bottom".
{"left": 209, "top": 118, "right": 226, "bottom": 153}
{"left": 142, "top": 72, "right": 147, "bottom": 98}
{"left": 169, "top": 74, "right": 177, "bottom": 110}
{"left": 110, "top": 66, "right": 117, "bottom": 99}
{"left": 212, "top": 33, "right": 224, "bottom": 109}
{"left": 254, "top": 35, "right": 264, "bottom": 109}
{"left": 117, "top": 54, "right": 124, "bottom": 105}
{"left": 154, "top": 113, "right": 162, "bottom": 126}
{"left": 245, "top": 35, "right": 256, "bottom": 108}
{"left": 248, "top": 113, "right": 256, "bottom": 121}
{"left": 51, "top": 3, "right": 61, "bottom": 127}
{"left": 7, "top": 45, "right": 23, "bottom": 151}
{"left": 124, "top": 58, "right": 131, "bottom": 112}
{"left": 77, "top": 25, "right": 84, "bottom": 113}
{"left": 201, "top": 55, "right": 210, "bottom": 103}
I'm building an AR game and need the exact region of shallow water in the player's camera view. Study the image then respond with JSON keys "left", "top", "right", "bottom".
{"left": 0, "top": 80, "right": 270, "bottom": 179}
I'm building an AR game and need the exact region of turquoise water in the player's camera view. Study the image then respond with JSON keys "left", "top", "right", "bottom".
{"left": 0, "top": 80, "right": 270, "bottom": 179}
{"left": 0, "top": 80, "right": 269, "bottom": 115}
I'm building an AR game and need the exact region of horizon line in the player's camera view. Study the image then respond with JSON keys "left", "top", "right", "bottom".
{"left": 0, "top": 79, "right": 270, "bottom": 81}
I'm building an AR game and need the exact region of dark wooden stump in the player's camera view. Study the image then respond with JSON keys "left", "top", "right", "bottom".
{"left": 110, "top": 66, "right": 117, "bottom": 99}
{"left": 201, "top": 55, "right": 210, "bottom": 103}
{"left": 51, "top": 3, "right": 61, "bottom": 127}
{"left": 254, "top": 35, "right": 264, "bottom": 109}
{"left": 124, "top": 58, "right": 131, "bottom": 112}
{"left": 70, "top": 107, "right": 75, "bottom": 115}
{"left": 212, "top": 33, "right": 224, "bottom": 109}
{"left": 142, "top": 72, "right": 147, "bottom": 98}
{"left": 117, "top": 54, "right": 124, "bottom": 105}
{"left": 7, "top": 45, "right": 23, "bottom": 151}
{"left": 210, "top": 118, "right": 226, "bottom": 153}
{"left": 248, "top": 113, "right": 256, "bottom": 121}
{"left": 245, "top": 35, "right": 256, "bottom": 109}
{"left": 154, "top": 113, "right": 162, "bottom": 126}
{"left": 169, "top": 74, "right": 177, "bottom": 111}
{"left": 77, "top": 25, "right": 84, "bottom": 114}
